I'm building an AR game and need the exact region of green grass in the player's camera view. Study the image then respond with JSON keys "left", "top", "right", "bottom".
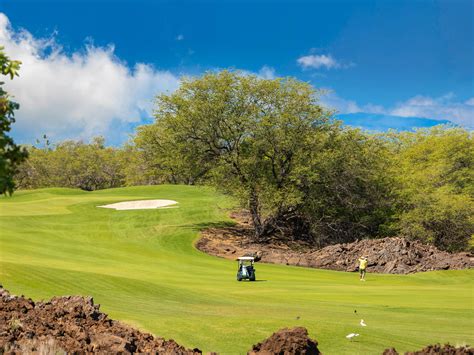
{"left": 0, "top": 186, "right": 473, "bottom": 354}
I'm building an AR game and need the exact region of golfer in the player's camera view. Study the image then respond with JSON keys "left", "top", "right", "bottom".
{"left": 358, "top": 256, "right": 368, "bottom": 281}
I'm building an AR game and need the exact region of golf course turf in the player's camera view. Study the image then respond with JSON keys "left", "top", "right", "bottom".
{"left": 1, "top": 186, "right": 473, "bottom": 354}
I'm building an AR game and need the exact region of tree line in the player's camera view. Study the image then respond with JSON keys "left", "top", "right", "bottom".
{"left": 11, "top": 71, "right": 474, "bottom": 252}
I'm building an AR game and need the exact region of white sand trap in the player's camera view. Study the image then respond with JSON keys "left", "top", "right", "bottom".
{"left": 98, "top": 199, "right": 178, "bottom": 210}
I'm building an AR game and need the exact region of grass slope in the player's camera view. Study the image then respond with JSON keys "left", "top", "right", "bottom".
{"left": 1, "top": 186, "right": 472, "bottom": 354}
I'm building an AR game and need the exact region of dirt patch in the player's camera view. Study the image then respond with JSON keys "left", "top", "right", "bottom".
{"left": 0, "top": 287, "right": 201, "bottom": 354}
{"left": 196, "top": 212, "right": 473, "bottom": 274}
{"left": 248, "top": 327, "right": 320, "bottom": 355}
{"left": 384, "top": 344, "right": 474, "bottom": 354}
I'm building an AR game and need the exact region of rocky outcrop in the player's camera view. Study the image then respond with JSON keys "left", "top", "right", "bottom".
{"left": 384, "top": 344, "right": 474, "bottom": 354}
{"left": 248, "top": 327, "right": 320, "bottom": 355}
{"left": 304, "top": 237, "right": 472, "bottom": 273}
{"left": 197, "top": 213, "right": 473, "bottom": 274}
{"left": 0, "top": 287, "right": 201, "bottom": 354}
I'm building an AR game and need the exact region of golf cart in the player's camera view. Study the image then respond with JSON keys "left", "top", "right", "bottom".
{"left": 236, "top": 256, "right": 256, "bottom": 281}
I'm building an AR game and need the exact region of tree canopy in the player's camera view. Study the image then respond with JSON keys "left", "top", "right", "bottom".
{"left": 385, "top": 127, "right": 474, "bottom": 251}
{"left": 16, "top": 137, "right": 125, "bottom": 191}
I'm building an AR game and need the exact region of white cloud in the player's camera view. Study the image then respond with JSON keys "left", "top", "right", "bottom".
{"left": 464, "top": 97, "right": 474, "bottom": 106}
{"left": 176, "top": 34, "right": 184, "bottom": 41}
{"left": 319, "top": 91, "right": 361, "bottom": 114}
{"left": 297, "top": 54, "right": 344, "bottom": 70}
{"left": 237, "top": 65, "right": 277, "bottom": 80}
{"left": 390, "top": 94, "right": 474, "bottom": 127}
{"left": 257, "top": 65, "right": 276, "bottom": 79}
{"left": 0, "top": 13, "right": 180, "bottom": 143}
{"left": 321, "top": 91, "right": 474, "bottom": 128}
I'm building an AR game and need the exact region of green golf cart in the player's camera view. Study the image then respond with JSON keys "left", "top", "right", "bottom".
{"left": 236, "top": 256, "right": 256, "bottom": 281}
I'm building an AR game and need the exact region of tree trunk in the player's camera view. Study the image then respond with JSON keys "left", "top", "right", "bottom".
{"left": 249, "top": 188, "right": 264, "bottom": 240}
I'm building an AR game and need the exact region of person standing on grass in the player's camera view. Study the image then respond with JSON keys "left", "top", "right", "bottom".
{"left": 358, "top": 256, "right": 368, "bottom": 281}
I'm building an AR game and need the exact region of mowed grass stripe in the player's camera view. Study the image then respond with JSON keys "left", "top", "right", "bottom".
{"left": 1, "top": 186, "right": 473, "bottom": 354}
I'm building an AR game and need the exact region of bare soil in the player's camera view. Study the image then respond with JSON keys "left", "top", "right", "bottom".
{"left": 196, "top": 212, "right": 473, "bottom": 274}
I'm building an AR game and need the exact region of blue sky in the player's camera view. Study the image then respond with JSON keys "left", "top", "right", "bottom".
{"left": 0, "top": 0, "right": 472, "bottom": 145}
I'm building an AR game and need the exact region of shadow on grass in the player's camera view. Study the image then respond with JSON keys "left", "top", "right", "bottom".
{"left": 185, "top": 220, "right": 237, "bottom": 233}
{"left": 194, "top": 220, "right": 236, "bottom": 229}
{"left": 238, "top": 280, "right": 268, "bottom": 282}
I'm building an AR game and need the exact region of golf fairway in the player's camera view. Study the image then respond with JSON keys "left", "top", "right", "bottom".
{"left": 1, "top": 186, "right": 473, "bottom": 354}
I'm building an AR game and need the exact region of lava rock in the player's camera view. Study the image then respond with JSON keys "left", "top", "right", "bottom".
{"left": 248, "top": 327, "right": 320, "bottom": 355}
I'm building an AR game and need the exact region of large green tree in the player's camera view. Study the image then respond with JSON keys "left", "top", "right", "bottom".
{"left": 136, "top": 71, "right": 331, "bottom": 240}
{"left": 0, "top": 46, "right": 27, "bottom": 195}
{"left": 136, "top": 71, "right": 393, "bottom": 244}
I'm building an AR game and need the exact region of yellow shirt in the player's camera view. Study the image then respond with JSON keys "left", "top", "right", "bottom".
{"left": 359, "top": 258, "right": 368, "bottom": 270}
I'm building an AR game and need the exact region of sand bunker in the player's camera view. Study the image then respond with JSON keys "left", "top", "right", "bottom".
{"left": 98, "top": 200, "right": 178, "bottom": 210}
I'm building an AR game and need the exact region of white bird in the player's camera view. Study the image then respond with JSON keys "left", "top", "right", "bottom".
{"left": 360, "top": 319, "right": 367, "bottom": 327}
{"left": 346, "top": 333, "right": 359, "bottom": 341}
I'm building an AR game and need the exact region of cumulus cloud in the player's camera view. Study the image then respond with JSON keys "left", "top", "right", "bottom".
{"left": 0, "top": 13, "right": 180, "bottom": 143}
{"left": 297, "top": 54, "right": 349, "bottom": 70}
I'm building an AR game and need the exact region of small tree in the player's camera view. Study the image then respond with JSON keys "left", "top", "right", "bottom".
{"left": 0, "top": 46, "right": 27, "bottom": 195}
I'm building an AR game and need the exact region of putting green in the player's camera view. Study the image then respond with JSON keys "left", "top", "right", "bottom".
{"left": 0, "top": 186, "right": 472, "bottom": 354}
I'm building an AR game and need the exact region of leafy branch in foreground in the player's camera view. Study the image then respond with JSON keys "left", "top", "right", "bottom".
{"left": 0, "top": 46, "right": 27, "bottom": 195}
